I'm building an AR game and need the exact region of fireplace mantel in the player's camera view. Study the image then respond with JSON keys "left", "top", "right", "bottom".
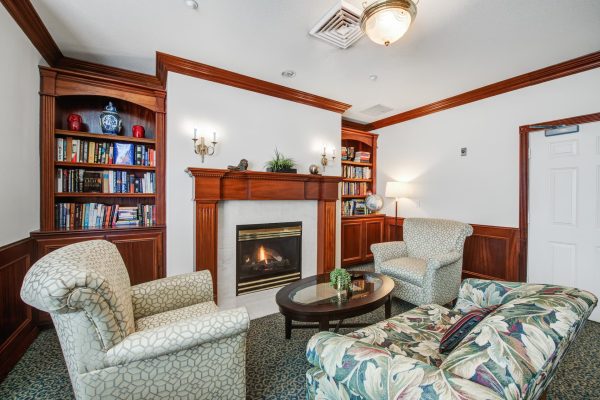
{"left": 186, "top": 168, "right": 342, "bottom": 301}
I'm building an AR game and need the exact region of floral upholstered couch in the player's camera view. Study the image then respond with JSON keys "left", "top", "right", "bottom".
{"left": 306, "top": 279, "right": 597, "bottom": 400}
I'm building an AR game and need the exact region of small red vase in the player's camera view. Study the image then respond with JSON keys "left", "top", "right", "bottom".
{"left": 132, "top": 125, "right": 145, "bottom": 138}
{"left": 67, "top": 114, "right": 83, "bottom": 131}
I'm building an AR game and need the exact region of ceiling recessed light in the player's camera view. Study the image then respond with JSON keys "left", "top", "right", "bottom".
{"left": 185, "top": 0, "right": 198, "bottom": 10}
{"left": 369, "top": 74, "right": 378, "bottom": 81}
{"left": 281, "top": 70, "right": 296, "bottom": 78}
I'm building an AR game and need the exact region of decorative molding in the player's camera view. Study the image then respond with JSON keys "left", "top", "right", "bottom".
{"left": 371, "top": 51, "right": 600, "bottom": 129}
{"left": 384, "top": 217, "right": 521, "bottom": 281}
{"left": 518, "top": 112, "right": 600, "bottom": 282}
{"left": 157, "top": 52, "right": 351, "bottom": 114}
{"left": 342, "top": 119, "right": 374, "bottom": 131}
{"left": 0, "top": 0, "right": 62, "bottom": 66}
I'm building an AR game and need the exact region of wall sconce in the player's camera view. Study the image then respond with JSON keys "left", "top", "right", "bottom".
{"left": 192, "top": 129, "right": 217, "bottom": 163}
{"left": 320, "top": 146, "right": 336, "bottom": 170}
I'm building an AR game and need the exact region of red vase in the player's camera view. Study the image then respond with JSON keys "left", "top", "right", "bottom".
{"left": 67, "top": 114, "right": 83, "bottom": 131}
{"left": 132, "top": 125, "right": 145, "bottom": 138}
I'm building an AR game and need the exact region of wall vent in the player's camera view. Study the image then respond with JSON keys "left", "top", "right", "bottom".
{"left": 310, "top": 1, "right": 364, "bottom": 49}
{"left": 360, "top": 104, "right": 394, "bottom": 117}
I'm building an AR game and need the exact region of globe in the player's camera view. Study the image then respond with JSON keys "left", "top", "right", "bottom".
{"left": 365, "top": 194, "right": 384, "bottom": 212}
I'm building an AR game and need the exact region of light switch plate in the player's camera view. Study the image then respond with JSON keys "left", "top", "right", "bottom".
{"left": 461, "top": 147, "right": 467, "bottom": 156}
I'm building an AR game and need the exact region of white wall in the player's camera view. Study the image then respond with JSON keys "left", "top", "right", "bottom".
{"left": 166, "top": 73, "right": 341, "bottom": 286}
{"left": 376, "top": 68, "right": 600, "bottom": 228}
{"left": 0, "top": 7, "right": 42, "bottom": 246}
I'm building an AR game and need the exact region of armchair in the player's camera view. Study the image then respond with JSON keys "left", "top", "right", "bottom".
{"left": 371, "top": 218, "right": 473, "bottom": 305}
{"left": 20, "top": 240, "right": 249, "bottom": 400}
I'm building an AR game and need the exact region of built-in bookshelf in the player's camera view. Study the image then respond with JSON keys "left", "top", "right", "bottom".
{"left": 341, "top": 128, "right": 378, "bottom": 217}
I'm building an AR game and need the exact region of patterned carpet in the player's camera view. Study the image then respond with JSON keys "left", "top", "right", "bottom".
{"left": 1, "top": 299, "right": 599, "bottom": 399}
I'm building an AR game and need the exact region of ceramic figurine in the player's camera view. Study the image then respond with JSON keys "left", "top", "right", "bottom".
{"left": 228, "top": 159, "right": 249, "bottom": 171}
{"left": 67, "top": 114, "right": 83, "bottom": 131}
{"left": 99, "top": 102, "right": 122, "bottom": 135}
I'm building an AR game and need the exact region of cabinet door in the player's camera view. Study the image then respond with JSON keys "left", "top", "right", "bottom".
{"left": 342, "top": 221, "right": 363, "bottom": 265}
{"left": 108, "top": 231, "right": 164, "bottom": 285}
{"left": 35, "top": 235, "right": 105, "bottom": 257}
{"left": 364, "top": 219, "right": 385, "bottom": 261}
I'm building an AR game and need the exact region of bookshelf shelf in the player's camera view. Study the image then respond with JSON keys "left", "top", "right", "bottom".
{"left": 55, "top": 129, "right": 156, "bottom": 144}
{"left": 341, "top": 161, "right": 373, "bottom": 167}
{"left": 55, "top": 161, "right": 156, "bottom": 171}
{"left": 55, "top": 193, "right": 156, "bottom": 198}
{"left": 342, "top": 178, "right": 372, "bottom": 182}
{"left": 342, "top": 195, "right": 368, "bottom": 199}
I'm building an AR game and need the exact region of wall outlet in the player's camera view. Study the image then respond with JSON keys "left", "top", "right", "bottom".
{"left": 461, "top": 147, "right": 467, "bottom": 156}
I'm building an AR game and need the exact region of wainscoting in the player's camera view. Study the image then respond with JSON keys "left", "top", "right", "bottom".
{"left": 384, "top": 217, "right": 521, "bottom": 282}
{"left": 0, "top": 238, "right": 37, "bottom": 381}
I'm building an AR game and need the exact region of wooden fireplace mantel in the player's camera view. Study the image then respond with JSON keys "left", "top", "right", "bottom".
{"left": 186, "top": 168, "right": 342, "bottom": 301}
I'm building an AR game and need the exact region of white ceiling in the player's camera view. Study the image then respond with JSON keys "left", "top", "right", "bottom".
{"left": 32, "top": 0, "right": 600, "bottom": 123}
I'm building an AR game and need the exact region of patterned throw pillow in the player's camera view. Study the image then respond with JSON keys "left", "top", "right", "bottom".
{"left": 439, "top": 305, "right": 500, "bottom": 354}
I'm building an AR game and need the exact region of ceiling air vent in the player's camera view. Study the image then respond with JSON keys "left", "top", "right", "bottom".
{"left": 360, "top": 104, "right": 394, "bottom": 117}
{"left": 310, "top": 1, "right": 364, "bottom": 49}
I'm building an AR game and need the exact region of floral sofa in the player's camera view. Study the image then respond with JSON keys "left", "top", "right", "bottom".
{"left": 20, "top": 240, "right": 249, "bottom": 400}
{"left": 306, "top": 279, "right": 597, "bottom": 399}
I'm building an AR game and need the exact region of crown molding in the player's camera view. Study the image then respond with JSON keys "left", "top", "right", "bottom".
{"left": 0, "top": 0, "right": 62, "bottom": 66}
{"left": 341, "top": 119, "right": 374, "bottom": 131}
{"left": 370, "top": 51, "right": 600, "bottom": 130}
{"left": 156, "top": 52, "right": 351, "bottom": 114}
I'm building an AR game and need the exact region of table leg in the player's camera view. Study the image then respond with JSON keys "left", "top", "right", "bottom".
{"left": 285, "top": 316, "right": 292, "bottom": 339}
{"left": 385, "top": 295, "right": 392, "bottom": 319}
{"left": 318, "top": 319, "right": 330, "bottom": 332}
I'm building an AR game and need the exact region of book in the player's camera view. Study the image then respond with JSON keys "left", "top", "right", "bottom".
{"left": 83, "top": 171, "right": 103, "bottom": 192}
{"left": 114, "top": 142, "right": 134, "bottom": 165}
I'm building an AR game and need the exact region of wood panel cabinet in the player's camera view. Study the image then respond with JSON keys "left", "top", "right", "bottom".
{"left": 341, "top": 215, "right": 385, "bottom": 266}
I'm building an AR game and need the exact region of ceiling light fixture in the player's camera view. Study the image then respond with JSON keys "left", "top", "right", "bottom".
{"left": 360, "top": 0, "right": 417, "bottom": 46}
{"left": 281, "top": 70, "right": 296, "bottom": 78}
{"left": 369, "top": 74, "right": 378, "bottom": 81}
{"left": 185, "top": 0, "right": 199, "bottom": 10}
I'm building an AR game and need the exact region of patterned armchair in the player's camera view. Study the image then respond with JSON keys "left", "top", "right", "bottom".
{"left": 371, "top": 218, "right": 473, "bottom": 305}
{"left": 20, "top": 240, "right": 249, "bottom": 400}
{"left": 306, "top": 279, "right": 597, "bottom": 399}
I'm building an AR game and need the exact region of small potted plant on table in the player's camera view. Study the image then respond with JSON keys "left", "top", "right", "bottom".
{"left": 330, "top": 268, "right": 352, "bottom": 303}
{"left": 265, "top": 148, "right": 297, "bottom": 173}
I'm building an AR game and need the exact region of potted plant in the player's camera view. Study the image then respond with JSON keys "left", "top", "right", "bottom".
{"left": 330, "top": 268, "right": 352, "bottom": 292}
{"left": 265, "top": 148, "right": 297, "bottom": 173}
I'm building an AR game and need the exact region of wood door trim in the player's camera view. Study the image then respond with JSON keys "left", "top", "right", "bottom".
{"left": 518, "top": 112, "right": 600, "bottom": 282}
{"left": 370, "top": 51, "right": 600, "bottom": 130}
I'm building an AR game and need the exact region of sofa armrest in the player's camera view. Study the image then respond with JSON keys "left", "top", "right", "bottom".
{"left": 131, "top": 270, "right": 214, "bottom": 319}
{"left": 107, "top": 307, "right": 248, "bottom": 365}
{"left": 426, "top": 251, "right": 462, "bottom": 270}
{"left": 306, "top": 331, "right": 503, "bottom": 399}
{"left": 370, "top": 241, "right": 407, "bottom": 270}
{"left": 454, "top": 278, "right": 525, "bottom": 313}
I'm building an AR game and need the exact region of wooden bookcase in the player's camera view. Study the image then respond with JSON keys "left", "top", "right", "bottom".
{"left": 33, "top": 66, "right": 166, "bottom": 287}
{"left": 341, "top": 128, "right": 385, "bottom": 267}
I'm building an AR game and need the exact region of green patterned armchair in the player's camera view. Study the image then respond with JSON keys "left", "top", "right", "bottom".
{"left": 20, "top": 240, "right": 249, "bottom": 400}
{"left": 371, "top": 218, "right": 473, "bottom": 306}
{"left": 306, "top": 279, "right": 597, "bottom": 399}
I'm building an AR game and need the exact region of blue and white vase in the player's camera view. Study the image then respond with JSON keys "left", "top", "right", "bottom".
{"left": 99, "top": 102, "right": 122, "bottom": 135}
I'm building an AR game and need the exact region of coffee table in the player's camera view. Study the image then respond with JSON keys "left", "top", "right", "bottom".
{"left": 275, "top": 272, "right": 394, "bottom": 339}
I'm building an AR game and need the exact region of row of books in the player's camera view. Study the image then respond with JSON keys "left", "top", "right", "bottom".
{"left": 341, "top": 147, "right": 371, "bottom": 163}
{"left": 342, "top": 165, "right": 372, "bottom": 179}
{"left": 342, "top": 200, "right": 372, "bottom": 216}
{"left": 342, "top": 182, "right": 369, "bottom": 196}
{"left": 55, "top": 203, "right": 156, "bottom": 229}
{"left": 56, "top": 138, "right": 156, "bottom": 167}
{"left": 56, "top": 168, "right": 155, "bottom": 194}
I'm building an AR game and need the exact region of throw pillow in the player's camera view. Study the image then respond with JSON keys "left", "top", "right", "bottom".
{"left": 439, "top": 305, "right": 500, "bottom": 354}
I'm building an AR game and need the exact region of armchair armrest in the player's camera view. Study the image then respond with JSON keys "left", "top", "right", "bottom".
{"left": 426, "top": 251, "right": 462, "bottom": 270}
{"left": 370, "top": 241, "right": 408, "bottom": 270}
{"left": 106, "top": 307, "right": 249, "bottom": 366}
{"left": 131, "top": 270, "right": 213, "bottom": 319}
{"left": 306, "top": 331, "right": 502, "bottom": 399}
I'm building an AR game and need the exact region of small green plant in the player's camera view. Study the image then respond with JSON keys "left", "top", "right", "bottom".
{"left": 330, "top": 268, "right": 352, "bottom": 291}
{"left": 265, "top": 148, "right": 296, "bottom": 171}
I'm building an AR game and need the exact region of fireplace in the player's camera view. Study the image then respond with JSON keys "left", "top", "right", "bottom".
{"left": 236, "top": 222, "right": 302, "bottom": 295}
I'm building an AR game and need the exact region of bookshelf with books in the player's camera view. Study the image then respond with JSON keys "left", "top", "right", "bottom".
{"left": 341, "top": 127, "right": 385, "bottom": 267}
{"left": 32, "top": 66, "right": 167, "bottom": 289}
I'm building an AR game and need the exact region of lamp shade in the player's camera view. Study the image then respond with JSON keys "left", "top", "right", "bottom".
{"left": 385, "top": 181, "right": 410, "bottom": 199}
{"left": 360, "top": 0, "right": 417, "bottom": 46}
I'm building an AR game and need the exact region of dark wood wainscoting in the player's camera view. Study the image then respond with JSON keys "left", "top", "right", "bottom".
{"left": 0, "top": 238, "right": 38, "bottom": 381}
{"left": 384, "top": 217, "right": 521, "bottom": 282}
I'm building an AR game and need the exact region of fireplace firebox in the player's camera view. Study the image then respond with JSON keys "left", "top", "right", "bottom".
{"left": 236, "top": 222, "right": 302, "bottom": 295}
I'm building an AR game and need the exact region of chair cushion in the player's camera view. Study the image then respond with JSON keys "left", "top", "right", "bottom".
{"left": 380, "top": 257, "right": 427, "bottom": 286}
{"left": 439, "top": 305, "right": 499, "bottom": 353}
{"left": 347, "top": 304, "right": 463, "bottom": 367}
{"left": 135, "top": 301, "right": 219, "bottom": 331}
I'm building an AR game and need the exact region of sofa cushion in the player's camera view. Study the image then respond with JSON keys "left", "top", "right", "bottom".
{"left": 380, "top": 257, "right": 427, "bottom": 286}
{"left": 135, "top": 301, "right": 219, "bottom": 331}
{"left": 439, "top": 305, "right": 500, "bottom": 353}
{"left": 347, "top": 304, "right": 463, "bottom": 367}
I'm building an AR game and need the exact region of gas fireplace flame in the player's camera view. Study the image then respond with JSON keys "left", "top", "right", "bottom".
{"left": 258, "top": 245, "right": 267, "bottom": 263}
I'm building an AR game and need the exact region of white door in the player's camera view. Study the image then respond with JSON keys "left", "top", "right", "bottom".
{"left": 529, "top": 121, "right": 600, "bottom": 322}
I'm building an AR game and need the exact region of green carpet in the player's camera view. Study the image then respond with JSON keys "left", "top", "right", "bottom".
{"left": 1, "top": 299, "right": 599, "bottom": 399}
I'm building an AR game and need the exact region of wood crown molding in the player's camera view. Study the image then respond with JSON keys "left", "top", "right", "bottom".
{"left": 342, "top": 119, "right": 374, "bottom": 131}
{"left": 370, "top": 51, "right": 600, "bottom": 130}
{"left": 0, "top": 0, "right": 62, "bottom": 66}
{"left": 156, "top": 52, "right": 351, "bottom": 114}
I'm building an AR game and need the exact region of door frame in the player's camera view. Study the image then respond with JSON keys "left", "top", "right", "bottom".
{"left": 518, "top": 112, "right": 600, "bottom": 282}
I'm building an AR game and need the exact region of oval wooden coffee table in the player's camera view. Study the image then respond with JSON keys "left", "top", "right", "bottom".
{"left": 275, "top": 272, "right": 394, "bottom": 339}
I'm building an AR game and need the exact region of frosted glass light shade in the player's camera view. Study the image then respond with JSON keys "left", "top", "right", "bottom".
{"left": 385, "top": 181, "right": 411, "bottom": 199}
{"left": 361, "top": 0, "right": 417, "bottom": 46}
